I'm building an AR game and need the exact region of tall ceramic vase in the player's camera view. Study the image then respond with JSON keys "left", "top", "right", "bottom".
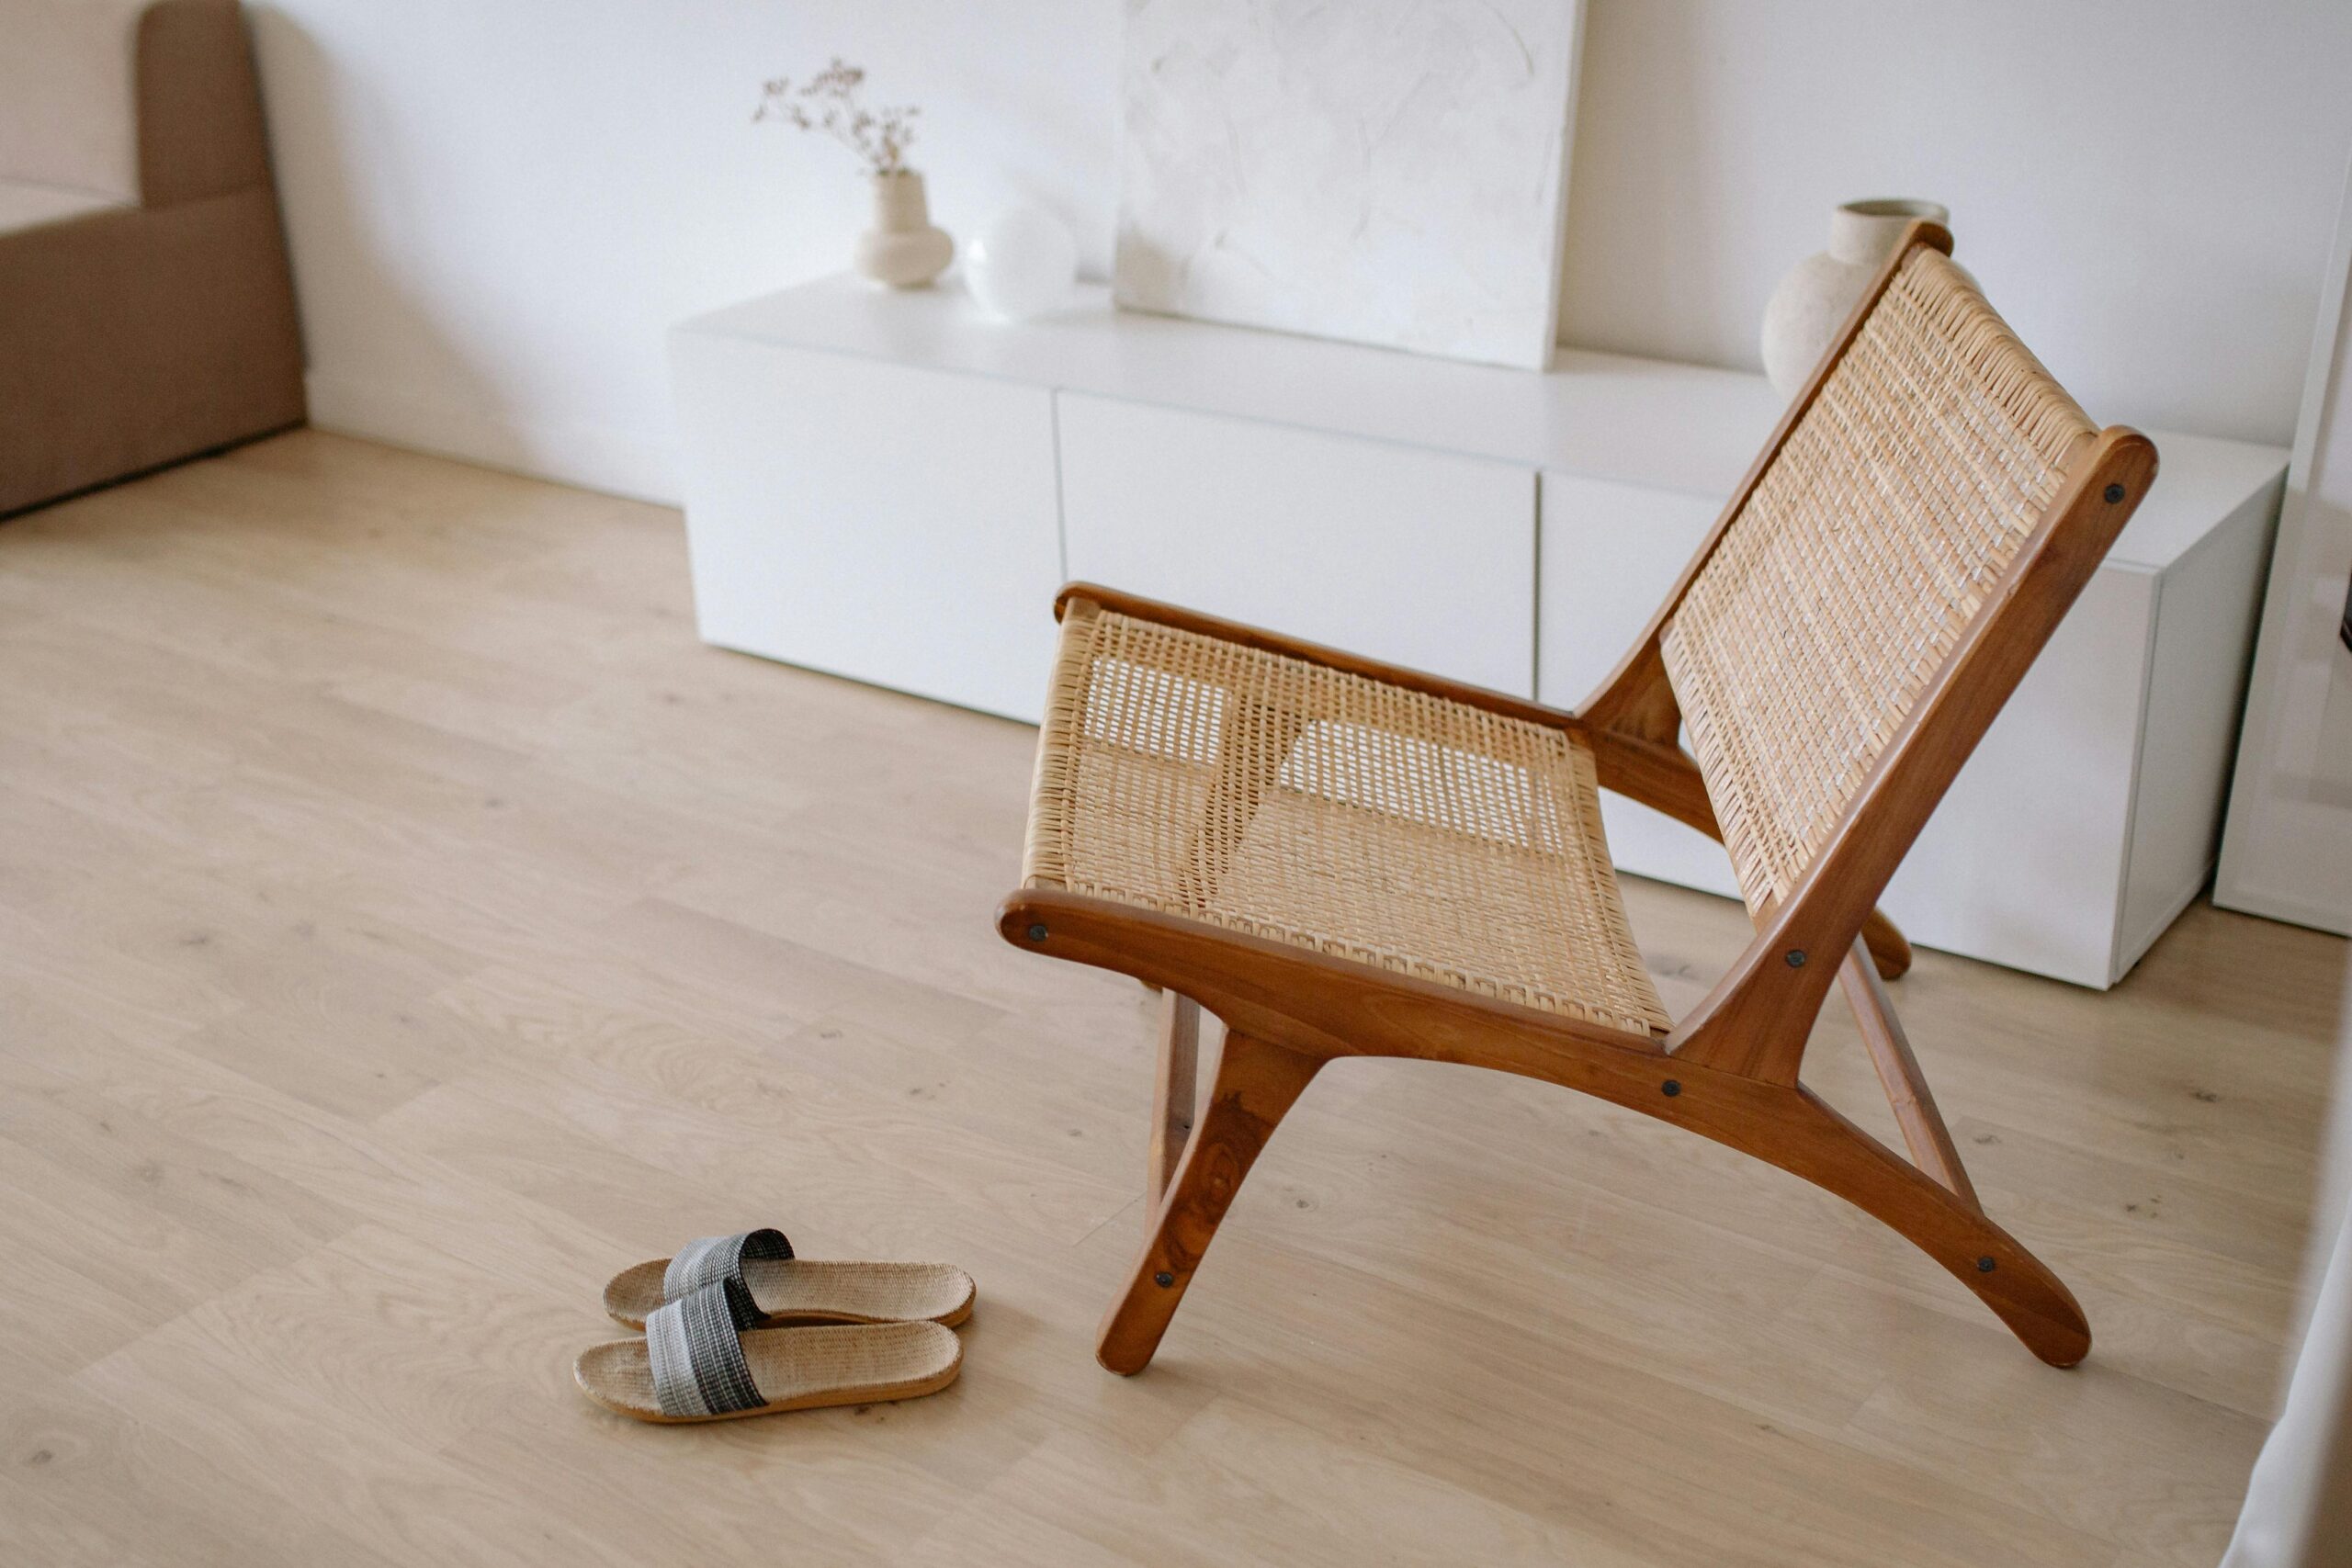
{"left": 854, "top": 170, "right": 953, "bottom": 288}
{"left": 1759, "top": 198, "right": 1950, "bottom": 398}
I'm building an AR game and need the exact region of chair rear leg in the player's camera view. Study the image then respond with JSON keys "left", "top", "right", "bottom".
{"left": 1838, "top": 939, "right": 1974, "bottom": 1204}
{"left": 1097, "top": 1029, "right": 1322, "bottom": 1375}
{"left": 1861, "top": 908, "right": 1914, "bottom": 979}
{"left": 1148, "top": 991, "right": 1203, "bottom": 1208}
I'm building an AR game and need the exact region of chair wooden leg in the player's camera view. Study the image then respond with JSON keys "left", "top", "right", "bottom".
{"left": 1861, "top": 908, "right": 1914, "bottom": 979}
{"left": 1148, "top": 991, "right": 1202, "bottom": 1209}
{"left": 1389, "top": 1003, "right": 2087, "bottom": 1364}
{"left": 1096, "top": 1029, "right": 1322, "bottom": 1375}
{"left": 1838, "top": 938, "right": 1976, "bottom": 1206}
{"left": 1747, "top": 1087, "right": 2089, "bottom": 1366}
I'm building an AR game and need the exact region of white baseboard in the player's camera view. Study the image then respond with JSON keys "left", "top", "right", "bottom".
{"left": 303, "top": 373, "right": 680, "bottom": 505}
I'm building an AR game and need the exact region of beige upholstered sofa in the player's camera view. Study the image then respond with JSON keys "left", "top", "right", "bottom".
{"left": 1, "top": 0, "right": 304, "bottom": 515}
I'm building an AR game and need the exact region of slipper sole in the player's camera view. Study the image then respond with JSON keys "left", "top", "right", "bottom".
{"left": 574, "top": 1318, "right": 963, "bottom": 1423}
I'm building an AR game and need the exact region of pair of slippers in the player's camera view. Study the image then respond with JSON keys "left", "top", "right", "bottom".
{"left": 572, "top": 1228, "right": 977, "bottom": 1424}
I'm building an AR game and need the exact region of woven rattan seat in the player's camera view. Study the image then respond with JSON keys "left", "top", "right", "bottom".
{"left": 1023, "top": 604, "right": 1671, "bottom": 1036}
{"left": 999, "top": 220, "right": 2155, "bottom": 1379}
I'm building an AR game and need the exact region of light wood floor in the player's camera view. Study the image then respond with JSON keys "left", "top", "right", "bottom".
{"left": 0, "top": 432, "right": 2342, "bottom": 1567}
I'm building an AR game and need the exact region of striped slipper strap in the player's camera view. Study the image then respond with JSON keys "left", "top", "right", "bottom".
{"left": 645, "top": 1279, "right": 765, "bottom": 1419}
{"left": 662, "top": 1228, "right": 794, "bottom": 1304}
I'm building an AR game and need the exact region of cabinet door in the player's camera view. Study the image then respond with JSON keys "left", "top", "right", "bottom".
{"left": 670, "top": 332, "right": 1063, "bottom": 722}
{"left": 1536, "top": 474, "right": 1742, "bottom": 897}
{"left": 1883, "top": 569, "right": 2143, "bottom": 986}
{"left": 1057, "top": 393, "right": 1535, "bottom": 694}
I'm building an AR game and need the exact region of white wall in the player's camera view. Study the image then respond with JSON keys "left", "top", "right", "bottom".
{"left": 1558, "top": 0, "right": 2352, "bottom": 447}
{"left": 250, "top": 0, "right": 2352, "bottom": 502}
{"left": 250, "top": 0, "right": 1121, "bottom": 500}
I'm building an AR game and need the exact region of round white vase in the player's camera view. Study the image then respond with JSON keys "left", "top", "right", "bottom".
{"left": 854, "top": 170, "right": 953, "bottom": 288}
{"left": 1759, "top": 198, "right": 1949, "bottom": 398}
{"left": 965, "top": 206, "right": 1078, "bottom": 320}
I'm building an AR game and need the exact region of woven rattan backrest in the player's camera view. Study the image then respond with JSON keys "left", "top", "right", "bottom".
{"left": 1659, "top": 247, "right": 2097, "bottom": 912}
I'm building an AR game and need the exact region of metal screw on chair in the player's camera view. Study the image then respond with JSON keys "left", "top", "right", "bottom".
{"left": 1977, "top": 1256, "right": 1997, "bottom": 1273}
{"left": 1661, "top": 1079, "right": 1681, "bottom": 1098}
{"left": 1785, "top": 948, "right": 1807, "bottom": 967}
{"left": 2103, "top": 483, "right": 2126, "bottom": 503}
{"left": 1026, "top": 923, "right": 1048, "bottom": 942}
{"left": 1153, "top": 1271, "right": 1175, "bottom": 1288}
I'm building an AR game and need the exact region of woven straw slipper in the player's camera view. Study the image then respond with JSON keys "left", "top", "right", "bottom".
{"left": 576, "top": 1278, "right": 962, "bottom": 1424}
{"left": 602, "top": 1228, "right": 974, "bottom": 1332}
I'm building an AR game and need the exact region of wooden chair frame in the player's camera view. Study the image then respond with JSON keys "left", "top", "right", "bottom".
{"left": 999, "top": 223, "right": 2154, "bottom": 1373}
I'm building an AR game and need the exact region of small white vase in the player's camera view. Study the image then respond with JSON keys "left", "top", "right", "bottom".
{"left": 854, "top": 170, "right": 953, "bottom": 288}
{"left": 966, "top": 206, "right": 1078, "bottom": 320}
{"left": 1759, "top": 198, "right": 1949, "bottom": 398}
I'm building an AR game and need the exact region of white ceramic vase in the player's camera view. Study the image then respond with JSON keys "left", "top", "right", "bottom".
{"left": 966, "top": 206, "right": 1078, "bottom": 320}
{"left": 1759, "top": 198, "right": 1949, "bottom": 398}
{"left": 854, "top": 170, "right": 953, "bottom": 288}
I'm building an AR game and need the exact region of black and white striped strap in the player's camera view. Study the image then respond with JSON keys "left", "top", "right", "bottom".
{"left": 646, "top": 1279, "right": 765, "bottom": 1419}
{"left": 662, "top": 1228, "right": 794, "bottom": 1304}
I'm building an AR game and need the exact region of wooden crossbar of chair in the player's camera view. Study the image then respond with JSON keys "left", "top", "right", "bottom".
{"left": 1000, "top": 221, "right": 2154, "bottom": 1373}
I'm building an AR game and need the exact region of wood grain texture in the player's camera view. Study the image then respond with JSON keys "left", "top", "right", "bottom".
{"left": 0, "top": 432, "right": 2339, "bottom": 1566}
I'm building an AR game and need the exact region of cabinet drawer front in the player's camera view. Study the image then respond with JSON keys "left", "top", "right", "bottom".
{"left": 1059, "top": 393, "right": 1534, "bottom": 695}
{"left": 671, "top": 336, "right": 1063, "bottom": 721}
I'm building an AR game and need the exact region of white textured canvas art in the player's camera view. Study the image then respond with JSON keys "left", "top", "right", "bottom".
{"left": 1113, "top": 0, "right": 1584, "bottom": 370}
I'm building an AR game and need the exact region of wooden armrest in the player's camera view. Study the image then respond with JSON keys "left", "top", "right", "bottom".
{"left": 1001, "top": 885, "right": 1671, "bottom": 1055}
{"left": 1054, "top": 581, "right": 1586, "bottom": 735}
{"left": 1586, "top": 730, "right": 1719, "bottom": 839}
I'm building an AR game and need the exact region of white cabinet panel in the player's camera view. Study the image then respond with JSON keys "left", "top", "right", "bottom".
{"left": 670, "top": 332, "right": 1063, "bottom": 722}
{"left": 1883, "top": 571, "right": 2146, "bottom": 987}
{"left": 2121, "top": 498, "right": 2277, "bottom": 961}
{"left": 1058, "top": 394, "right": 1536, "bottom": 695}
{"left": 1535, "top": 476, "right": 1721, "bottom": 707}
{"left": 1534, "top": 475, "right": 1740, "bottom": 899}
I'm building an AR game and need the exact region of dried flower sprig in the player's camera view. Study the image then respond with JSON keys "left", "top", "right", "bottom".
{"left": 753, "top": 58, "right": 920, "bottom": 176}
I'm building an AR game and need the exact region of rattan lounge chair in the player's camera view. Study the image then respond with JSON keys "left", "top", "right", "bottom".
{"left": 998, "top": 221, "right": 2154, "bottom": 1373}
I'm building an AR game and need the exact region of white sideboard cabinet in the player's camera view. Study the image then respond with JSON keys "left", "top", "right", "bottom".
{"left": 669, "top": 330, "right": 1063, "bottom": 718}
{"left": 670, "top": 276, "right": 2287, "bottom": 987}
{"left": 1057, "top": 394, "right": 1536, "bottom": 694}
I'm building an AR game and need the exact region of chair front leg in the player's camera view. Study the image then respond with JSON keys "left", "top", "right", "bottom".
{"left": 1097, "top": 1028, "right": 1323, "bottom": 1375}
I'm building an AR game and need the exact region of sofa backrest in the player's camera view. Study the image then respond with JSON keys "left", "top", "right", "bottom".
{"left": 0, "top": 0, "right": 271, "bottom": 207}
{"left": 0, "top": 0, "right": 149, "bottom": 201}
